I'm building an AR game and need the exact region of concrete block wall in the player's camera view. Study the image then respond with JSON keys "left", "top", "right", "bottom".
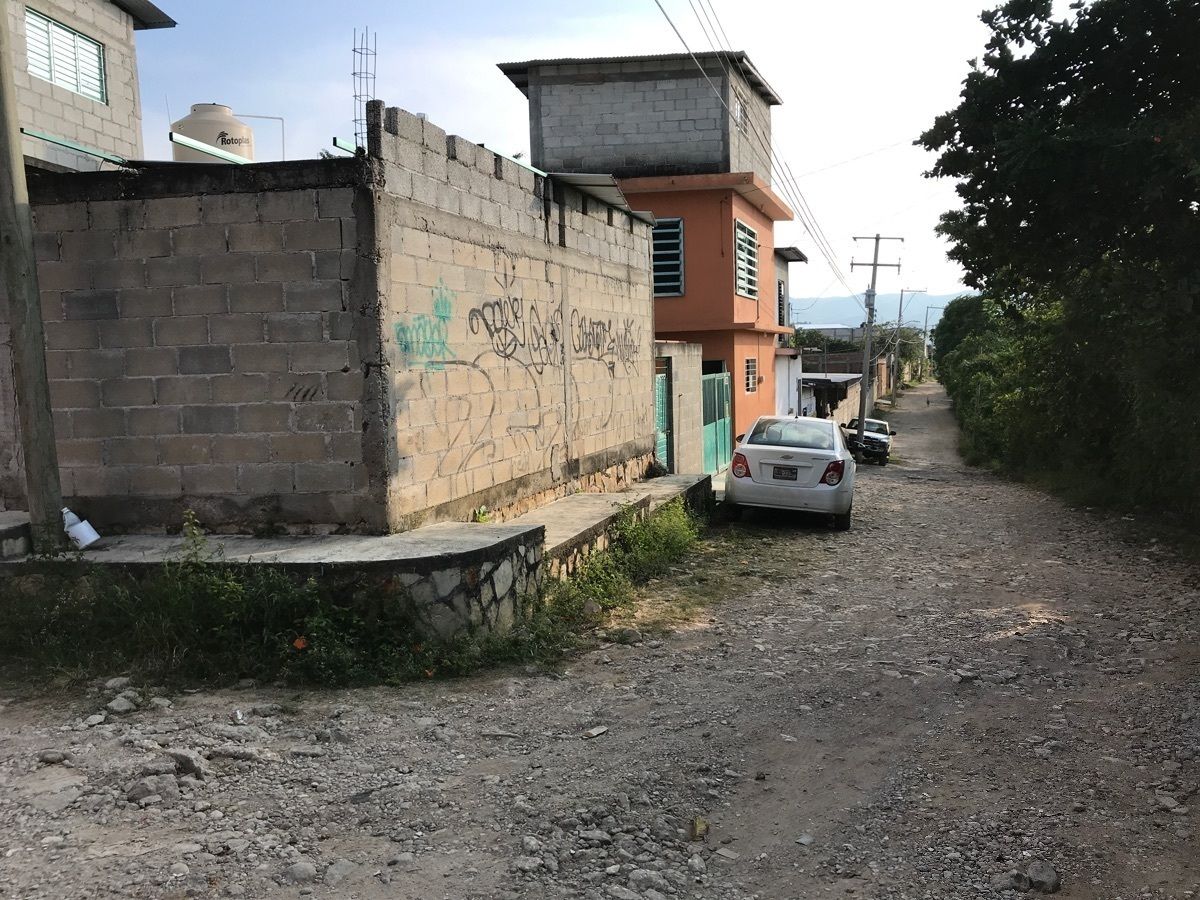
{"left": 654, "top": 340, "right": 703, "bottom": 475}
{"left": 726, "top": 67, "right": 773, "bottom": 184}
{"left": 368, "top": 102, "right": 657, "bottom": 530}
{"left": 7, "top": 0, "right": 143, "bottom": 170}
{"left": 536, "top": 73, "right": 723, "bottom": 177}
{"left": 0, "top": 160, "right": 383, "bottom": 531}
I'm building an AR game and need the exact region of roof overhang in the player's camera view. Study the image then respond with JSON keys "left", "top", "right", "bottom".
{"left": 498, "top": 51, "right": 782, "bottom": 105}
{"left": 111, "top": 0, "right": 175, "bottom": 29}
{"left": 802, "top": 373, "right": 863, "bottom": 385}
{"left": 775, "top": 246, "right": 808, "bottom": 263}
{"left": 618, "top": 172, "right": 793, "bottom": 222}
{"left": 550, "top": 173, "right": 656, "bottom": 225}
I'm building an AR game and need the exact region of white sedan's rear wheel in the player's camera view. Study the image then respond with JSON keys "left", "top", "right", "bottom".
{"left": 833, "top": 507, "right": 852, "bottom": 531}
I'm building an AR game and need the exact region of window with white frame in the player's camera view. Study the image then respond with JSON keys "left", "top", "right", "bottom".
{"left": 24, "top": 8, "right": 107, "bottom": 104}
{"left": 744, "top": 356, "right": 758, "bottom": 393}
{"left": 732, "top": 91, "right": 747, "bottom": 134}
{"left": 651, "top": 218, "right": 684, "bottom": 296}
{"left": 734, "top": 220, "right": 758, "bottom": 299}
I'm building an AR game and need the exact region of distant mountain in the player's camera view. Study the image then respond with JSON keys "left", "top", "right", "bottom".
{"left": 791, "top": 292, "right": 971, "bottom": 332}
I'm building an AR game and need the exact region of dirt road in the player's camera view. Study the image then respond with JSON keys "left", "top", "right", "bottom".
{"left": 2, "top": 382, "right": 1198, "bottom": 899}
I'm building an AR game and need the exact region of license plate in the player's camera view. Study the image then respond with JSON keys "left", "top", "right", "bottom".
{"left": 772, "top": 466, "right": 798, "bottom": 481}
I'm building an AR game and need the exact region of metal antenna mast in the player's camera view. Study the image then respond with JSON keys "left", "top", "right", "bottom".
{"left": 850, "top": 234, "right": 903, "bottom": 446}
{"left": 352, "top": 28, "right": 377, "bottom": 150}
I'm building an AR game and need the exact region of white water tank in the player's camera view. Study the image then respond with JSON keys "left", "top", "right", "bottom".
{"left": 171, "top": 103, "right": 254, "bottom": 163}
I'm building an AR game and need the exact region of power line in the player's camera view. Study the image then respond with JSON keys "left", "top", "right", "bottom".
{"left": 670, "top": 0, "right": 866, "bottom": 311}
{"left": 652, "top": 0, "right": 859, "bottom": 304}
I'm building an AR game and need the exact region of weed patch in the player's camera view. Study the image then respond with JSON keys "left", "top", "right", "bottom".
{"left": 0, "top": 502, "right": 703, "bottom": 688}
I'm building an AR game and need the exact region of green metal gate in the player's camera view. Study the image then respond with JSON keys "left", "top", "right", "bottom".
{"left": 654, "top": 368, "right": 673, "bottom": 472}
{"left": 701, "top": 371, "right": 732, "bottom": 474}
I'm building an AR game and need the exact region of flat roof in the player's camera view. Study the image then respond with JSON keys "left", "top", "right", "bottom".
{"left": 498, "top": 51, "right": 783, "bottom": 106}
{"left": 774, "top": 246, "right": 807, "bottom": 263}
{"left": 111, "top": 0, "right": 175, "bottom": 29}
{"left": 802, "top": 373, "right": 862, "bottom": 384}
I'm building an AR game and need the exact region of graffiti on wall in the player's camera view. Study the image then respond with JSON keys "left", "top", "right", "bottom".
{"left": 391, "top": 258, "right": 644, "bottom": 482}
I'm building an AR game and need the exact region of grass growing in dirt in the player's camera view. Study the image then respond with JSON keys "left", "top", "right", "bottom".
{"left": 0, "top": 502, "right": 702, "bottom": 688}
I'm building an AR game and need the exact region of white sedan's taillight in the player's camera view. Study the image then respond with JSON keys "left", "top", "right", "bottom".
{"left": 820, "top": 459, "right": 845, "bottom": 485}
{"left": 731, "top": 452, "right": 750, "bottom": 479}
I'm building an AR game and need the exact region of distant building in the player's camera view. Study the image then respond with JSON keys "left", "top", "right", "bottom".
{"left": 796, "top": 323, "right": 865, "bottom": 342}
{"left": 501, "top": 51, "right": 806, "bottom": 456}
{"left": 5, "top": 0, "right": 174, "bottom": 171}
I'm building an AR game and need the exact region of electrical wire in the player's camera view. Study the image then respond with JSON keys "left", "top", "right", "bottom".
{"left": 650, "top": 0, "right": 867, "bottom": 313}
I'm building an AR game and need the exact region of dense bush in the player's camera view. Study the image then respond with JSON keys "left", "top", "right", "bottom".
{"left": 923, "top": 0, "right": 1200, "bottom": 514}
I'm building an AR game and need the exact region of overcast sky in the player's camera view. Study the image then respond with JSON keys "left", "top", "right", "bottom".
{"left": 136, "top": 0, "right": 1015, "bottom": 315}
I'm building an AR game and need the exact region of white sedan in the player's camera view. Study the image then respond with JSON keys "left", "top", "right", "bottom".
{"left": 724, "top": 416, "right": 857, "bottom": 530}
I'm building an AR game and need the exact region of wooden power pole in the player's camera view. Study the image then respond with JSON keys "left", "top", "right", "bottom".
{"left": 0, "top": 10, "right": 65, "bottom": 552}
{"left": 850, "top": 235, "right": 903, "bottom": 445}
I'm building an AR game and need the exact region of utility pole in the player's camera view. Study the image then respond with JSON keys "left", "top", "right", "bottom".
{"left": 923, "top": 304, "right": 945, "bottom": 377}
{"left": 891, "top": 287, "right": 925, "bottom": 408}
{"left": 0, "top": 10, "right": 65, "bottom": 552}
{"left": 850, "top": 235, "right": 903, "bottom": 446}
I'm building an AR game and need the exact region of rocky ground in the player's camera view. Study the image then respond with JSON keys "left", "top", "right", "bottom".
{"left": 1, "top": 382, "right": 1198, "bottom": 900}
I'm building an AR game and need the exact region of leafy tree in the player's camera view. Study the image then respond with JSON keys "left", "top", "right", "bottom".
{"left": 920, "top": 0, "right": 1200, "bottom": 512}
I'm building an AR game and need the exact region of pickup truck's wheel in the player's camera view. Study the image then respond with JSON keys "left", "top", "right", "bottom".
{"left": 879, "top": 456, "right": 889, "bottom": 466}
{"left": 833, "top": 507, "right": 852, "bottom": 531}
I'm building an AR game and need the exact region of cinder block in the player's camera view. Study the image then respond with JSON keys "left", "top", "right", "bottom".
{"left": 326, "top": 432, "right": 364, "bottom": 463}
{"left": 267, "top": 372, "right": 323, "bottom": 401}
{"left": 116, "top": 229, "right": 172, "bottom": 259}
{"left": 284, "top": 219, "right": 342, "bottom": 251}
{"left": 201, "top": 253, "right": 256, "bottom": 285}
{"left": 89, "top": 199, "right": 145, "bottom": 230}
{"left": 385, "top": 107, "right": 424, "bottom": 142}
{"left": 71, "top": 407, "right": 126, "bottom": 438}
{"left": 62, "top": 290, "right": 119, "bottom": 321}
{"left": 127, "top": 406, "right": 181, "bottom": 436}
{"left": 104, "top": 436, "right": 158, "bottom": 465}
{"left": 145, "top": 196, "right": 202, "bottom": 228}
{"left": 237, "top": 403, "right": 291, "bottom": 433}
{"left": 294, "top": 462, "right": 353, "bottom": 493}
{"left": 317, "top": 189, "right": 355, "bottom": 219}
{"left": 90, "top": 259, "right": 145, "bottom": 290}
{"left": 100, "top": 377, "right": 156, "bottom": 407}
{"left": 48, "top": 379, "right": 101, "bottom": 408}
{"left": 158, "top": 434, "right": 209, "bottom": 464}
{"left": 325, "top": 370, "right": 362, "bottom": 401}
{"left": 32, "top": 201, "right": 88, "bottom": 231}
{"left": 173, "top": 284, "right": 228, "bottom": 316}
{"left": 172, "top": 225, "right": 228, "bottom": 255}
{"left": 178, "top": 346, "right": 233, "bottom": 375}
{"left": 182, "top": 465, "right": 238, "bottom": 494}
{"left": 115, "top": 287, "right": 171, "bottom": 318}
{"left": 258, "top": 191, "right": 317, "bottom": 222}
{"left": 146, "top": 256, "right": 201, "bottom": 287}
{"left": 229, "top": 281, "right": 284, "bottom": 312}
{"left": 124, "top": 346, "right": 178, "bottom": 377}
{"left": 287, "top": 341, "right": 348, "bottom": 375}
{"left": 211, "top": 434, "right": 270, "bottom": 464}
{"left": 33, "top": 232, "right": 60, "bottom": 262}
{"left": 232, "top": 343, "right": 289, "bottom": 373}
{"left": 236, "top": 463, "right": 294, "bottom": 493}
{"left": 132, "top": 466, "right": 183, "bottom": 496}
{"left": 181, "top": 405, "right": 239, "bottom": 434}
{"left": 270, "top": 433, "right": 327, "bottom": 463}
{"left": 71, "top": 465, "right": 133, "bottom": 496}
{"left": 57, "top": 438, "right": 103, "bottom": 466}
{"left": 67, "top": 349, "right": 124, "bottom": 378}
{"left": 209, "top": 314, "right": 265, "bottom": 344}
{"left": 155, "top": 376, "right": 211, "bottom": 405}
{"left": 265, "top": 313, "right": 322, "bottom": 343}
{"left": 326, "top": 311, "right": 355, "bottom": 341}
{"left": 98, "top": 318, "right": 154, "bottom": 348}
{"left": 36, "top": 261, "right": 92, "bottom": 292}
{"left": 209, "top": 373, "right": 268, "bottom": 403}
{"left": 256, "top": 251, "right": 313, "bottom": 283}
{"left": 293, "top": 403, "right": 354, "bottom": 433}
{"left": 227, "top": 222, "right": 283, "bottom": 252}
{"left": 203, "top": 193, "right": 259, "bottom": 225}
{"left": 283, "top": 281, "right": 343, "bottom": 312}
{"left": 154, "top": 316, "right": 208, "bottom": 346}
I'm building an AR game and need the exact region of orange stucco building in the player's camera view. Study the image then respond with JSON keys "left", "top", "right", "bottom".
{"left": 619, "top": 172, "right": 794, "bottom": 436}
{"left": 501, "top": 51, "right": 807, "bottom": 457}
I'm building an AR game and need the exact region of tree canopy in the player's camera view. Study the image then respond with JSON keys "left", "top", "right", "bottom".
{"left": 921, "top": 0, "right": 1200, "bottom": 512}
